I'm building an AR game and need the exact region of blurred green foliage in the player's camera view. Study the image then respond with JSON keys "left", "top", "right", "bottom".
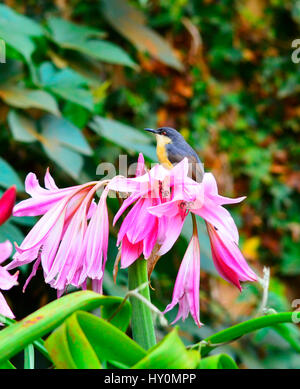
{"left": 0, "top": 0, "right": 300, "bottom": 369}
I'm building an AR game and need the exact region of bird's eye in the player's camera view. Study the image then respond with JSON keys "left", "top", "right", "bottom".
{"left": 162, "top": 131, "right": 167, "bottom": 135}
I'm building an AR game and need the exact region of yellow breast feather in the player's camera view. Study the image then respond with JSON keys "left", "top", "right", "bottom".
{"left": 156, "top": 134, "right": 173, "bottom": 169}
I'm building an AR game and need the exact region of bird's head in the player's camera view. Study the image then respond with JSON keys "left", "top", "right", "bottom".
{"left": 144, "top": 127, "right": 182, "bottom": 144}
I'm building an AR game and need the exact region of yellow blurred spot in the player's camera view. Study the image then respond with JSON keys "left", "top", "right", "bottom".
{"left": 180, "top": 128, "right": 190, "bottom": 140}
{"left": 92, "top": 81, "right": 111, "bottom": 103}
{"left": 243, "top": 49, "right": 255, "bottom": 62}
{"left": 242, "top": 236, "right": 260, "bottom": 260}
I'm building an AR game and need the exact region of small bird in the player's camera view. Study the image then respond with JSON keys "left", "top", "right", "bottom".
{"left": 145, "top": 127, "right": 204, "bottom": 182}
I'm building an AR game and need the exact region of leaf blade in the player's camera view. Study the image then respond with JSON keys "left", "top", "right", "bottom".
{"left": 0, "top": 290, "right": 131, "bottom": 364}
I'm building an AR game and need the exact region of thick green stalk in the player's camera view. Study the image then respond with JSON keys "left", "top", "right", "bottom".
{"left": 128, "top": 258, "right": 156, "bottom": 350}
{"left": 198, "top": 311, "right": 300, "bottom": 357}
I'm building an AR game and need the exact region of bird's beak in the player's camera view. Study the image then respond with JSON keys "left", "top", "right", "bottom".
{"left": 144, "top": 128, "right": 159, "bottom": 134}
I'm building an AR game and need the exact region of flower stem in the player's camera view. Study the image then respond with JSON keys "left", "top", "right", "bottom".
{"left": 128, "top": 258, "right": 156, "bottom": 350}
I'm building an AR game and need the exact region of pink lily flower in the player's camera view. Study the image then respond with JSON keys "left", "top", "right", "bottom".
{"left": 108, "top": 156, "right": 200, "bottom": 268}
{"left": 111, "top": 153, "right": 160, "bottom": 268}
{"left": 0, "top": 241, "right": 18, "bottom": 318}
{"left": 6, "top": 169, "right": 109, "bottom": 295}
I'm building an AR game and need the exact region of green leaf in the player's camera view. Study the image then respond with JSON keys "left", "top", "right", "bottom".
{"left": 44, "top": 140, "right": 84, "bottom": 179}
{"left": 8, "top": 109, "right": 38, "bottom": 143}
{"left": 0, "top": 290, "right": 131, "bottom": 364}
{"left": 0, "top": 85, "right": 60, "bottom": 116}
{"left": 89, "top": 116, "right": 156, "bottom": 160}
{"left": 0, "top": 4, "right": 44, "bottom": 37}
{"left": 0, "top": 314, "right": 51, "bottom": 361}
{"left": 0, "top": 221, "right": 25, "bottom": 249}
{"left": 132, "top": 328, "right": 200, "bottom": 369}
{"left": 198, "top": 354, "right": 238, "bottom": 369}
{"left": 0, "top": 360, "right": 16, "bottom": 369}
{"left": 67, "top": 40, "right": 137, "bottom": 68}
{"left": 8, "top": 110, "right": 91, "bottom": 180}
{"left": 47, "top": 17, "right": 105, "bottom": 45}
{"left": 0, "top": 157, "right": 24, "bottom": 191}
{"left": 40, "top": 114, "right": 92, "bottom": 179}
{"left": 9, "top": 215, "right": 38, "bottom": 227}
{"left": 39, "top": 62, "right": 94, "bottom": 111}
{"left": 41, "top": 114, "right": 92, "bottom": 156}
{"left": 0, "top": 28, "right": 35, "bottom": 64}
{"left": 47, "top": 17, "right": 136, "bottom": 68}
{"left": 46, "top": 320, "right": 79, "bottom": 369}
{"left": 101, "top": 0, "right": 183, "bottom": 71}
{"left": 45, "top": 311, "right": 146, "bottom": 369}
{"left": 0, "top": 5, "right": 43, "bottom": 78}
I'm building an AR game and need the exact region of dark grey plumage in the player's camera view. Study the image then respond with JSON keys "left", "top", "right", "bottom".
{"left": 145, "top": 127, "right": 204, "bottom": 182}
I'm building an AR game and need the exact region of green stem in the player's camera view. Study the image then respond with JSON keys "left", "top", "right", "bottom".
{"left": 24, "top": 343, "right": 35, "bottom": 369}
{"left": 198, "top": 311, "right": 300, "bottom": 357}
{"left": 128, "top": 258, "right": 156, "bottom": 350}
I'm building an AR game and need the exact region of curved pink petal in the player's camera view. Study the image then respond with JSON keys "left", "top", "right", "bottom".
{"left": 0, "top": 292, "right": 15, "bottom": 318}
{"left": 148, "top": 199, "right": 184, "bottom": 218}
{"left": 126, "top": 198, "right": 157, "bottom": 244}
{"left": 92, "top": 278, "right": 103, "bottom": 295}
{"left": 14, "top": 172, "right": 91, "bottom": 217}
{"left": 44, "top": 168, "right": 59, "bottom": 190}
{"left": 0, "top": 186, "right": 16, "bottom": 226}
{"left": 0, "top": 267, "right": 18, "bottom": 290}
{"left": 206, "top": 223, "right": 257, "bottom": 290}
{"left": 157, "top": 214, "right": 186, "bottom": 256}
{"left": 81, "top": 188, "right": 109, "bottom": 281}
{"left": 143, "top": 218, "right": 159, "bottom": 259}
{"left": 44, "top": 199, "right": 88, "bottom": 289}
{"left": 108, "top": 175, "right": 148, "bottom": 194}
{"left": 135, "top": 153, "right": 146, "bottom": 177}
{"left": 0, "top": 241, "right": 13, "bottom": 264}
{"left": 164, "top": 233, "right": 202, "bottom": 327}
{"left": 13, "top": 198, "right": 68, "bottom": 254}
{"left": 113, "top": 191, "right": 143, "bottom": 226}
{"left": 170, "top": 158, "right": 189, "bottom": 181}
{"left": 120, "top": 235, "right": 143, "bottom": 268}
{"left": 117, "top": 199, "right": 144, "bottom": 245}
{"left": 40, "top": 210, "right": 66, "bottom": 274}
{"left": 203, "top": 173, "right": 246, "bottom": 205}
{"left": 192, "top": 198, "right": 240, "bottom": 244}
{"left": 23, "top": 256, "right": 41, "bottom": 292}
